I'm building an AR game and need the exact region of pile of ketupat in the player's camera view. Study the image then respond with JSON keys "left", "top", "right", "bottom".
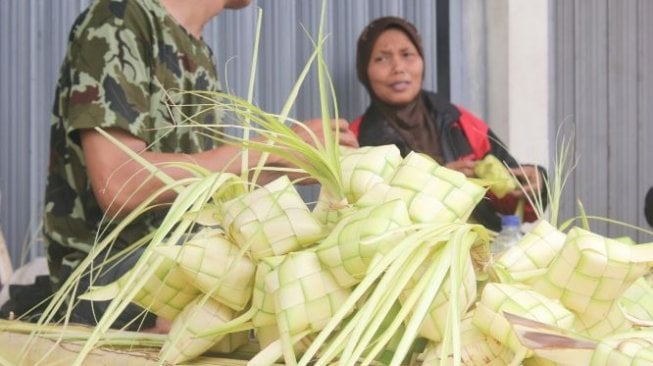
{"left": 9, "top": 94, "right": 653, "bottom": 366}
{"left": 4, "top": 5, "right": 653, "bottom": 366}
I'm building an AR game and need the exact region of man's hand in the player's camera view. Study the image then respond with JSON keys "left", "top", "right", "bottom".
{"left": 291, "top": 118, "right": 359, "bottom": 149}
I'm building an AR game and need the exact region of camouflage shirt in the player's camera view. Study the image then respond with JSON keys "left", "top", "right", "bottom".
{"left": 44, "top": 0, "right": 222, "bottom": 287}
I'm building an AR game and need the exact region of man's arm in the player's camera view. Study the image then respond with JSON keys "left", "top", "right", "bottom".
{"left": 82, "top": 119, "right": 358, "bottom": 218}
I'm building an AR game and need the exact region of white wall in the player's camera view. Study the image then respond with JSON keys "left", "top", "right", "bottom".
{"left": 455, "top": 0, "right": 551, "bottom": 170}
{"left": 507, "top": 0, "right": 550, "bottom": 169}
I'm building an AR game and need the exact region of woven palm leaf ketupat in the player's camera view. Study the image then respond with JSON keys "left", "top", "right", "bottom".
{"left": 314, "top": 198, "right": 413, "bottom": 288}
{"left": 312, "top": 144, "right": 403, "bottom": 228}
{"left": 265, "top": 250, "right": 353, "bottom": 365}
{"left": 221, "top": 175, "right": 326, "bottom": 261}
{"left": 531, "top": 227, "right": 653, "bottom": 338}
{"left": 79, "top": 254, "right": 200, "bottom": 321}
{"left": 492, "top": 219, "right": 567, "bottom": 285}
{"left": 472, "top": 282, "right": 577, "bottom": 363}
{"left": 507, "top": 312, "right": 653, "bottom": 365}
{"left": 338, "top": 144, "right": 404, "bottom": 203}
{"left": 619, "top": 277, "right": 653, "bottom": 325}
{"left": 154, "top": 227, "right": 256, "bottom": 311}
{"left": 160, "top": 296, "right": 236, "bottom": 363}
{"left": 421, "top": 315, "right": 514, "bottom": 365}
{"left": 356, "top": 151, "right": 486, "bottom": 224}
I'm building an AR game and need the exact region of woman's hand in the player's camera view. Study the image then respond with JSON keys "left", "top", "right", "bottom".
{"left": 508, "top": 165, "right": 543, "bottom": 198}
{"left": 445, "top": 159, "right": 477, "bottom": 177}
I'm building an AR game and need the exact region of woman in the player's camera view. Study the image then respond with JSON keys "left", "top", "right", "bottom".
{"left": 350, "top": 16, "right": 547, "bottom": 231}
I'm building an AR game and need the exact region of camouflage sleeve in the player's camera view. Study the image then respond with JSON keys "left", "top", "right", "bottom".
{"left": 65, "top": 1, "right": 154, "bottom": 142}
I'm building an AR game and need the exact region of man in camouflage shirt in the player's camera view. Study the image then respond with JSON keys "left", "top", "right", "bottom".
{"left": 43, "top": 0, "right": 358, "bottom": 331}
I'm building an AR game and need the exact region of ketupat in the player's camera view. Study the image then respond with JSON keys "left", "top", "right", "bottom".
{"left": 421, "top": 314, "right": 514, "bottom": 365}
{"left": 530, "top": 227, "right": 653, "bottom": 338}
{"left": 356, "top": 151, "right": 486, "bottom": 224}
{"left": 154, "top": 227, "right": 256, "bottom": 311}
{"left": 314, "top": 198, "right": 412, "bottom": 288}
{"left": 79, "top": 253, "right": 200, "bottom": 321}
{"left": 221, "top": 175, "right": 326, "bottom": 261}
{"left": 472, "top": 282, "right": 577, "bottom": 363}
{"left": 474, "top": 154, "right": 518, "bottom": 199}
{"left": 160, "top": 296, "right": 236, "bottom": 363}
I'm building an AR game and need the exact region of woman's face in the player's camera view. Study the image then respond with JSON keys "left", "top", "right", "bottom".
{"left": 367, "top": 28, "right": 424, "bottom": 106}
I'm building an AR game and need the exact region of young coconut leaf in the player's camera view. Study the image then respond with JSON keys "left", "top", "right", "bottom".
{"left": 70, "top": 171, "right": 244, "bottom": 364}
{"left": 399, "top": 245, "right": 477, "bottom": 343}
{"left": 296, "top": 224, "right": 460, "bottom": 366}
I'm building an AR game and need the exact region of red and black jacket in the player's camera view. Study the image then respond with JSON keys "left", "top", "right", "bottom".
{"left": 350, "top": 91, "right": 546, "bottom": 231}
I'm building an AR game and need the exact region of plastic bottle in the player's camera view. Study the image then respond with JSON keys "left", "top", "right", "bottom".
{"left": 492, "top": 214, "right": 522, "bottom": 255}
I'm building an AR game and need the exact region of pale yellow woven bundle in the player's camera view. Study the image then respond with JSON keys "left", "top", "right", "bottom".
{"left": 421, "top": 315, "right": 514, "bottom": 365}
{"left": 532, "top": 228, "right": 652, "bottom": 337}
{"left": 155, "top": 227, "right": 256, "bottom": 311}
{"left": 160, "top": 296, "right": 235, "bottom": 364}
{"left": 619, "top": 277, "right": 653, "bottom": 324}
{"left": 472, "top": 283, "right": 576, "bottom": 359}
{"left": 79, "top": 255, "right": 200, "bottom": 321}
{"left": 492, "top": 219, "right": 567, "bottom": 285}
{"left": 314, "top": 199, "right": 412, "bottom": 288}
{"left": 590, "top": 330, "right": 653, "bottom": 365}
{"left": 339, "top": 144, "right": 403, "bottom": 203}
{"left": 251, "top": 256, "right": 284, "bottom": 328}
{"left": 128, "top": 259, "right": 201, "bottom": 321}
{"left": 356, "top": 151, "right": 486, "bottom": 224}
{"left": 265, "top": 251, "right": 352, "bottom": 336}
{"left": 221, "top": 175, "right": 325, "bottom": 260}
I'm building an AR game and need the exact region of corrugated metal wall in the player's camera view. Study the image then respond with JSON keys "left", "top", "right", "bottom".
{"left": 553, "top": 0, "right": 653, "bottom": 241}
{"left": 0, "top": 0, "right": 447, "bottom": 268}
{"left": 3, "top": 0, "right": 652, "bottom": 272}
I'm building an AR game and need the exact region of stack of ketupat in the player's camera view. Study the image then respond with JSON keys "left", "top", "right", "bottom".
{"left": 27, "top": 123, "right": 653, "bottom": 366}
{"left": 5, "top": 5, "right": 653, "bottom": 363}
